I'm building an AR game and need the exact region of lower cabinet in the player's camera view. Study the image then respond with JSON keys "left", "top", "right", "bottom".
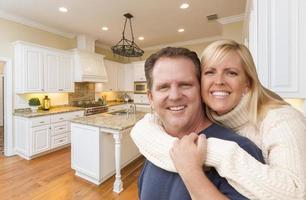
{"left": 14, "top": 110, "right": 84, "bottom": 160}
{"left": 32, "top": 125, "right": 51, "bottom": 155}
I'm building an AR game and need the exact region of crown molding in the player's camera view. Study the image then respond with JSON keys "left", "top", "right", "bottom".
{"left": 143, "top": 36, "right": 223, "bottom": 51}
{"left": 0, "top": 10, "right": 75, "bottom": 38}
{"left": 217, "top": 13, "right": 245, "bottom": 24}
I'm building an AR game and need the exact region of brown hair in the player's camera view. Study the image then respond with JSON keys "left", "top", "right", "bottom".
{"left": 145, "top": 47, "right": 201, "bottom": 90}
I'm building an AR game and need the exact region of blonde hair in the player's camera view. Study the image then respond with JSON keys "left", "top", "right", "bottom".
{"left": 201, "top": 39, "right": 288, "bottom": 125}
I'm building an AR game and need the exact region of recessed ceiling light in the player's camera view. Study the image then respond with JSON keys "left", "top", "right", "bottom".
{"left": 101, "top": 27, "right": 109, "bottom": 31}
{"left": 178, "top": 28, "right": 185, "bottom": 33}
{"left": 180, "top": 3, "right": 189, "bottom": 9}
{"left": 138, "top": 36, "right": 144, "bottom": 41}
{"left": 59, "top": 7, "right": 68, "bottom": 13}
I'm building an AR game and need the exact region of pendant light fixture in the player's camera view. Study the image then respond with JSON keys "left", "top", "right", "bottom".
{"left": 111, "top": 13, "right": 144, "bottom": 57}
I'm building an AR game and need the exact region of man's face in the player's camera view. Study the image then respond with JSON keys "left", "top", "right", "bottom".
{"left": 148, "top": 57, "right": 203, "bottom": 137}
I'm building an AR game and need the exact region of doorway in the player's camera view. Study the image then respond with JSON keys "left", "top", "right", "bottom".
{"left": 0, "top": 58, "right": 14, "bottom": 157}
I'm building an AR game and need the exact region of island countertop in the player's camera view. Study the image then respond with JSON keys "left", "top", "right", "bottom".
{"left": 70, "top": 111, "right": 146, "bottom": 131}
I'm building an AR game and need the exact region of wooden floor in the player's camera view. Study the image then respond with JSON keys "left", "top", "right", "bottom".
{"left": 0, "top": 147, "right": 144, "bottom": 200}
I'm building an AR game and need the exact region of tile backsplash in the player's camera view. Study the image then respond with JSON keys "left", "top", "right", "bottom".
{"left": 68, "top": 82, "right": 95, "bottom": 105}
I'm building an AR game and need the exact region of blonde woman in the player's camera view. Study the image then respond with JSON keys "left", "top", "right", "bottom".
{"left": 131, "top": 40, "right": 306, "bottom": 200}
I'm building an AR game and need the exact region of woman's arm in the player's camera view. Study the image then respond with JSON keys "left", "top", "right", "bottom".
{"left": 130, "top": 113, "right": 177, "bottom": 172}
{"left": 206, "top": 111, "right": 306, "bottom": 200}
{"left": 130, "top": 113, "right": 306, "bottom": 200}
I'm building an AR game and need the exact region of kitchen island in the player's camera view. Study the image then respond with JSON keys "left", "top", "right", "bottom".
{"left": 70, "top": 111, "right": 146, "bottom": 193}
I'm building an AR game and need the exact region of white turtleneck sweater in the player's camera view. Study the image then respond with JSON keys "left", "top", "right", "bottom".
{"left": 130, "top": 97, "right": 306, "bottom": 200}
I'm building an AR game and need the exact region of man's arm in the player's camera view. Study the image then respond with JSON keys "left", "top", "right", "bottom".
{"left": 170, "top": 133, "right": 229, "bottom": 200}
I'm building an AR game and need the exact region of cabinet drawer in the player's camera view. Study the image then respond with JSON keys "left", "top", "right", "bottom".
{"left": 51, "top": 121, "right": 69, "bottom": 136}
{"left": 66, "top": 111, "right": 84, "bottom": 119}
{"left": 31, "top": 116, "right": 50, "bottom": 127}
{"left": 51, "top": 113, "right": 70, "bottom": 123}
{"left": 134, "top": 94, "right": 149, "bottom": 104}
{"left": 51, "top": 133, "right": 68, "bottom": 148}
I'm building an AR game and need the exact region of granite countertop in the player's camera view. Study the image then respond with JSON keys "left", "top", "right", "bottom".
{"left": 107, "top": 101, "right": 133, "bottom": 107}
{"left": 70, "top": 111, "right": 146, "bottom": 131}
{"left": 14, "top": 106, "right": 85, "bottom": 118}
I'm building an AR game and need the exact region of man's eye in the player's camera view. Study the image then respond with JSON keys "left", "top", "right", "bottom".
{"left": 181, "top": 84, "right": 191, "bottom": 89}
{"left": 157, "top": 86, "right": 168, "bottom": 91}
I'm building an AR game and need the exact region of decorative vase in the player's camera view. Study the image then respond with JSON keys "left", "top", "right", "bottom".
{"left": 30, "top": 106, "right": 39, "bottom": 112}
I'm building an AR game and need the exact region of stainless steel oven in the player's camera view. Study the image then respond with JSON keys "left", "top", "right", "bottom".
{"left": 134, "top": 81, "right": 147, "bottom": 94}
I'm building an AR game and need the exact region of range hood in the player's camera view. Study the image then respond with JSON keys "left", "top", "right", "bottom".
{"left": 73, "top": 35, "right": 108, "bottom": 82}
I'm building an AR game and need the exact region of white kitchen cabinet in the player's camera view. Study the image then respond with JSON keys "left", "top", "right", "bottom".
{"left": 14, "top": 110, "right": 84, "bottom": 160}
{"left": 134, "top": 94, "right": 149, "bottom": 105}
{"left": 58, "top": 55, "right": 74, "bottom": 92}
{"left": 13, "top": 41, "right": 74, "bottom": 93}
{"left": 32, "top": 125, "right": 51, "bottom": 155}
{"left": 247, "top": 0, "right": 306, "bottom": 98}
{"left": 14, "top": 44, "right": 44, "bottom": 93}
{"left": 133, "top": 61, "right": 146, "bottom": 82}
{"left": 118, "top": 64, "right": 134, "bottom": 92}
{"left": 44, "top": 50, "right": 59, "bottom": 92}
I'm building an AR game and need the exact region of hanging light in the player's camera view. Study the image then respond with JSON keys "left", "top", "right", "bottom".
{"left": 111, "top": 13, "right": 144, "bottom": 57}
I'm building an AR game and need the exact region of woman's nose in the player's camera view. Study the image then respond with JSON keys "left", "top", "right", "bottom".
{"left": 214, "top": 74, "right": 225, "bottom": 85}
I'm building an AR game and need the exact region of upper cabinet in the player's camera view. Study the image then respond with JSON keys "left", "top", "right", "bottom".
{"left": 118, "top": 64, "right": 134, "bottom": 92}
{"left": 97, "top": 60, "right": 134, "bottom": 92}
{"left": 133, "top": 61, "right": 146, "bottom": 82}
{"left": 247, "top": 0, "right": 306, "bottom": 98}
{"left": 14, "top": 41, "right": 74, "bottom": 93}
{"left": 73, "top": 50, "right": 108, "bottom": 83}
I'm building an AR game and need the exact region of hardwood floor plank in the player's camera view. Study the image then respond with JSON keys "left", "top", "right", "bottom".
{"left": 0, "top": 147, "right": 144, "bottom": 200}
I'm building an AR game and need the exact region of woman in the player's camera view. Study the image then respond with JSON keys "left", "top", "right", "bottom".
{"left": 131, "top": 40, "right": 306, "bottom": 200}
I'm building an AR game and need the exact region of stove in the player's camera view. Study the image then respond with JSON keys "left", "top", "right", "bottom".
{"left": 83, "top": 105, "right": 108, "bottom": 116}
{"left": 75, "top": 102, "right": 108, "bottom": 116}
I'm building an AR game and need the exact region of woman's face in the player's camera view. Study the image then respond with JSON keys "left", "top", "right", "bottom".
{"left": 201, "top": 51, "right": 250, "bottom": 115}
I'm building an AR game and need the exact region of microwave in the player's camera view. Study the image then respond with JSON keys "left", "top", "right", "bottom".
{"left": 134, "top": 81, "right": 147, "bottom": 94}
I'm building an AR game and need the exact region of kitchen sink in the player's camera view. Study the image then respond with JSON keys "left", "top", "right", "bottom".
{"left": 109, "top": 111, "right": 129, "bottom": 115}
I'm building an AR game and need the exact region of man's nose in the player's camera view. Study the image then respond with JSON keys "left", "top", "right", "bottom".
{"left": 168, "top": 86, "right": 181, "bottom": 100}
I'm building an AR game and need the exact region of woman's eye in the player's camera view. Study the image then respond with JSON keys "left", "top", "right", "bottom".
{"left": 203, "top": 71, "right": 214, "bottom": 75}
{"left": 227, "top": 71, "right": 238, "bottom": 76}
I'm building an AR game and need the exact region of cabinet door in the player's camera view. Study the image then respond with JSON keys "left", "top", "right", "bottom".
{"left": 24, "top": 46, "right": 44, "bottom": 92}
{"left": 31, "top": 125, "right": 50, "bottom": 155}
{"left": 118, "top": 64, "right": 134, "bottom": 91}
{"left": 248, "top": 0, "right": 306, "bottom": 98}
{"left": 44, "top": 51, "right": 59, "bottom": 92}
{"left": 59, "top": 54, "right": 74, "bottom": 92}
{"left": 103, "top": 60, "right": 118, "bottom": 91}
{"left": 133, "top": 62, "right": 146, "bottom": 82}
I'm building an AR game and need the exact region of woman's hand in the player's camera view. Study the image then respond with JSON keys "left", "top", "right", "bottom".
{"left": 170, "top": 132, "right": 207, "bottom": 175}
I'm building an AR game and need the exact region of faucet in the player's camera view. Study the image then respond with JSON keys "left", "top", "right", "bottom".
{"left": 126, "top": 104, "right": 136, "bottom": 118}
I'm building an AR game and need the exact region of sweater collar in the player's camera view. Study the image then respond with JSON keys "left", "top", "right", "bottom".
{"left": 210, "top": 93, "right": 250, "bottom": 130}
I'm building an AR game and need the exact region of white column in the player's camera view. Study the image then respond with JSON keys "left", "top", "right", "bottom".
{"left": 113, "top": 132, "right": 123, "bottom": 193}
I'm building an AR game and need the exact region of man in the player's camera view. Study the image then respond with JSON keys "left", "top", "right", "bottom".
{"left": 133, "top": 47, "right": 263, "bottom": 200}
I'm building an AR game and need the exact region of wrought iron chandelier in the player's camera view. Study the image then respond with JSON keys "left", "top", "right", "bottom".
{"left": 111, "top": 13, "right": 144, "bottom": 57}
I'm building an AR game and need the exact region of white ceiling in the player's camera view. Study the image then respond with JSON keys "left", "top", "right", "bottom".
{"left": 0, "top": 0, "right": 246, "bottom": 48}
